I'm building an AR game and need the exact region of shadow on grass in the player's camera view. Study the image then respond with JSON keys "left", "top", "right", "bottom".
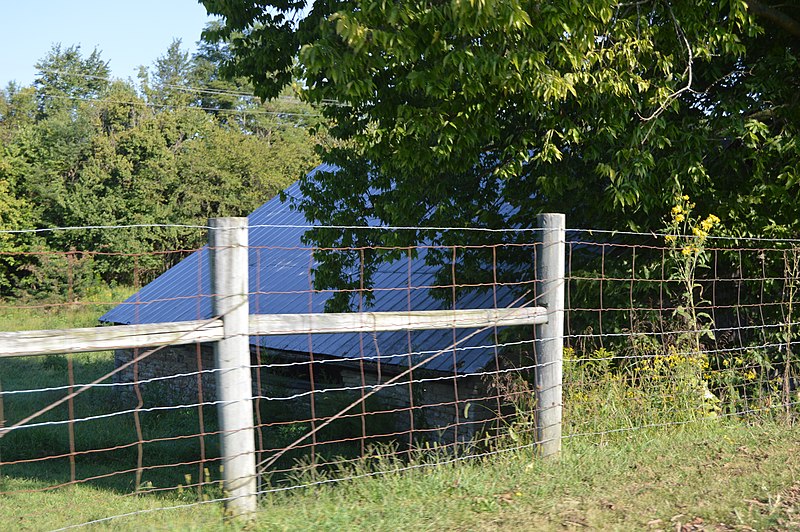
{"left": 0, "top": 353, "right": 223, "bottom": 495}
{"left": 0, "top": 353, "right": 402, "bottom": 498}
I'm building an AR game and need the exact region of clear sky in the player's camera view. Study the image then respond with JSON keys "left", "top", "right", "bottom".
{"left": 0, "top": 1, "right": 214, "bottom": 88}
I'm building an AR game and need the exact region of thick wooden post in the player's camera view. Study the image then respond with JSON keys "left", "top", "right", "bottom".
{"left": 534, "top": 213, "right": 565, "bottom": 458}
{"left": 209, "top": 218, "right": 257, "bottom": 518}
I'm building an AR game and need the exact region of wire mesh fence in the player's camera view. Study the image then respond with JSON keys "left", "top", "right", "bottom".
{"left": 1, "top": 219, "right": 799, "bottom": 528}
{"left": 0, "top": 230, "right": 213, "bottom": 511}
{"left": 563, "top": 226, "right": 800, "bottom": 441}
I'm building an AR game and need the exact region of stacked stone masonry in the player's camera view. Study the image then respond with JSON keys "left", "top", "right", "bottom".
{"left": 113, "top": 344, "right": 498, "bottom": 446}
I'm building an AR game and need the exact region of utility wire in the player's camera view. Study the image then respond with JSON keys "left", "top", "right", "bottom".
{"left": 38, "top": 92, "right": 322, "bottom": 118}
{"left": 37, "top": 67, "right": 344, "bottom": 106}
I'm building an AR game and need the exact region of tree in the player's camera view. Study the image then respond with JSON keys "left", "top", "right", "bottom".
{"left": 191, "top": 20, "right": 250, "bottom": 115}
{"left": 0, "top": 39, "right": 322, "bottom": 298}
{"left": 0, "top": 83, "right": 37, "bottom": 138}
{"left": 0, "top": 144, "right": 34, "bottom": 290}
{"left": 33, "top": 44, "right": 110, "bottom": 118}
{"left": 201, "top": 0, "right": 800, "bottom": 304}
{"left": 140, "top": 39, "right": 196, "bottom": 108}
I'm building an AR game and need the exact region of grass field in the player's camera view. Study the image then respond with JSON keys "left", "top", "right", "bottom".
{"left": 1, "top": 304, "right": 799, "bottom": 530}
{"left": 0, "top": 421, "right": 798, "bottom": 530}
{"left": 0, "top": 299, "right": 226, "bottom": 502}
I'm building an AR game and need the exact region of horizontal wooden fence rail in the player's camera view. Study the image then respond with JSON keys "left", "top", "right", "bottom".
{"left": 0, "top": 307, "right": 547, "bottom": 358}
{"left": 0, "top": 319, "right": 222, "bottom": 357}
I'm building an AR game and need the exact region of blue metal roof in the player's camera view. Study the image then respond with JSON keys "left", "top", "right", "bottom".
{"left": 100, "top": 163, "right": 527, "bottom": 375}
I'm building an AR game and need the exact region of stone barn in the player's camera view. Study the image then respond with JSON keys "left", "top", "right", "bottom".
{"left": 100, "top": 163, "right": 532, "bottom": 446}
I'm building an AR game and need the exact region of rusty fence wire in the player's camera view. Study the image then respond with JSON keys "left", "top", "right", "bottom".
{"left": 0, "top": 223, "right": 799, "bottom": 529}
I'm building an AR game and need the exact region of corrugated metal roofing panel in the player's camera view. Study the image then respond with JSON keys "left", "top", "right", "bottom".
{"left": 100, "top": 163, "right": 530, "bottom": 375}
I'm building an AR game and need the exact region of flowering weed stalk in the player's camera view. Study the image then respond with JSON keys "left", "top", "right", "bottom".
{"left": 662, "top": 195, "right": 721, "bottom": 416}
{"left": 665, "top": 196, "right": 720, "bottom": 352}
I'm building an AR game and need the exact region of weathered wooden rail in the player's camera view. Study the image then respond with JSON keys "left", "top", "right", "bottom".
{"left": 0, "top": 307, "right": 548, "bottom": 358}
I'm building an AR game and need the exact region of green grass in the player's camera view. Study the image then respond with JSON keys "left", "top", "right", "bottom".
{"left": 0, "top": 420, "right": 798, "bottom": 530}
{"left": 0, "top": 284, "right": 134, "bottom": 332}
{"left": 0, "top": 299, "right": 225, "bottom": 506}
{"left": 2, "top": 304, "right": 800, "bottom": 530}
{"left": 257, "top": 420, "right": 800, "bottom": 531}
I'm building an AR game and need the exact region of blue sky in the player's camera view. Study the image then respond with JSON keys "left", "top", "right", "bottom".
{"left": 0, "top": 1, "right": 214, "bottom": 88}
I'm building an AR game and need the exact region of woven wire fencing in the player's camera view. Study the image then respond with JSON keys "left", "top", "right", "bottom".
{"left": 0, "top": 227, "right": 215, "bottom": 508}
{"left": 0, "top": 220, "right": 798, "bottom": 528}
{"left": 563, "top": 228, "right": 800, "bottom": 439}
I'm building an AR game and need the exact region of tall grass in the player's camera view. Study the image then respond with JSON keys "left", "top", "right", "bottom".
{"left": 3, "top": 420, "right": 799, "bottom": 530}
{"left": 0, "top": 284, "right": 134, "bottom": 331}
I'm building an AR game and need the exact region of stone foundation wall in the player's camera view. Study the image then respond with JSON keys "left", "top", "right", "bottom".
{"left": 339, "top": 369, "right": 495, "bottom": 444}
{"left": 113, "top": 344, "right": 218, "bottom": 404}
{"left": 113, "top": 345, "right": 497, "bottom": 445}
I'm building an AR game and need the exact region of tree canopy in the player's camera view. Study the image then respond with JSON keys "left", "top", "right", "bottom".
{"left": 0, "top": 37, "right": 323, "bottom": 299}
{"left": 202, "top": 0, "right": 800, "bottom": 298}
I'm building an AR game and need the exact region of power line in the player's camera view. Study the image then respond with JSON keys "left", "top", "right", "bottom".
{"left": 37, "top": 67, "right": 344, "bottom": 106}
{"left": 38, "top": 92, "right": 322, "bottom": 118}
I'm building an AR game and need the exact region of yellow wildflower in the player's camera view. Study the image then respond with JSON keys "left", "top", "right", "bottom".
{"left": 682, "top": 195, "right": 690, "bottom": 200}
{"left": 692, "top": 227, "right": 707, "bottom": 238}
{"left": 745, "top": 370, "right": 757, "bottom": 380}
{"left": 674, "top": 213, "right": 685, "bottom": 223}
{"left": 700, "top": 214, "right": 720, "bottom": 231}
{"left": 671, "top": 205, "right": 683, "bottom": 215}
{"left": 665, "top": 234, "right": 676, "bottom": 242}
{"left": 682, "top": 246, "right": 693, "bottom": 256}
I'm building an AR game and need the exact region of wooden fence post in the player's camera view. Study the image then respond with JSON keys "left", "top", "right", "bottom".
{"left": 209, "top": 217, "right": 257, "bottom": 519}
{"left": 535, "top": 213, "right": 565, "bottom": 458}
